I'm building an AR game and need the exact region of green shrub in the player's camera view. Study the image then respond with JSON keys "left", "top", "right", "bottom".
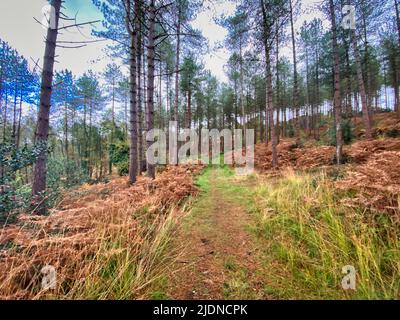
{"left": 47, "top": 158, "right": 89, "bottom": 188}
{"left": 328, "top": 119, "right": 354, "bottom": 146}
{"left": 0, "top": 142, "right": 46, "bottom": 219}
{"left": 117, "top": 161, "right": 129, "bottom": 176}
{"left": 287, "top": 125, "right": 295, "bottom": 138}
{"left": 46, "top": 158, "right": 89, "bottom": 207}
{"left": 110, "top": 141, "right": 129, "bottom": 176}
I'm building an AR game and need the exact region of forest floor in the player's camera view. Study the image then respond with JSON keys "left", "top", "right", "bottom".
{"left": 150, "top": 161, "right": 400, "bottom": 300}
{"left": 151, "top": 166, "right": 269, "bottom": 300}
{"left": 148, "top": 112, "right": 400, "bottom": 300}
{"left": 1, "top": 113, "right": 399, "bottom": 299}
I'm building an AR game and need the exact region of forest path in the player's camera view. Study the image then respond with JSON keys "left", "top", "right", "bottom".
{"left": 156, "top": 166, "right": 269, "bottom": 300}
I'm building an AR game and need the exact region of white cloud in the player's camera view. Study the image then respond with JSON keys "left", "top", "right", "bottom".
{"left": 0, "top": 0, "right": 111, "bottom": 76}
{"left": 191, "top": 0, "right": 237, "bottom": 82}
{"left": 0, "top": 0, "right": 327, "bottom": 84}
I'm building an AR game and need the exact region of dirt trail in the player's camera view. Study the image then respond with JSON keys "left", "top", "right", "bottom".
{"left": 164, "top": 167, "right": 267, "bottom": 300}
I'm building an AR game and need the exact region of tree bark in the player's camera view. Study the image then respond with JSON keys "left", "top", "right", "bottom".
{"left": 187, "top": 87, "right": 192, "bottom": 129}
{"left": 32, "top": 0, "right": 62, "bottom": 214}
{"left": 83, "top": 98, "right": 88, "bottom": 174}
{"left": 395, "top": 0, "right": 400, "bottom": 46}
{"left": 88, "top": 99, "right": 93, "bottom": 178}
{"left": 360, "top": 11, "right": 373, "bottom": 112}
{"left": 260, "top": 0, "right": 278, "bottom": 168}
{"left": 159, "top": 62, "right": 163, "bottom": 130}
{"left": 329, "top": 0, "right": 344, "bottom": 164}
{"left": 266, "top": 47, "right": 278, "bottom": 168}
{"left": 344, "top": 37, "right": 352, "bottom": 118}
{"left": 17, "top": 89, "right": 23, "bottom": 148}
{"left": 136, "top": 0, "right": 144, "bottom": 173}
{"left": 276, "top": 26, "right": 281, "bottom": 143}
{"left": 64, "top": 95, "right": 69, "bottom": 162}
{"left": 239, "top": 39, "right": 246, "bottom": 134}
{"left": 394, "top": 78, "right": 400, "bottom": 115}
{"left": 2, "top": 87, "right": 8, "bottom": 143}
{"left": 11, "top": 81, "right": 18, "bottom": 146}
{"left": 350, "top": 28, "right": 372, "bottom": 139}
{"left": 395, "top": 0, "right": 400, "bottom": 116}
{"left": 305, "top": 45, "right": 311, "bottom": 136}
{"left": 315, "top": 47, "right": 321, "bottom": 140}
{"left": 173, "top": 7, "right": 182, "bottom": 165}
{"left": 290, "top": 0, "right": 300, "bottom": 138}
{"left": 126, "top": 0, "right": 138, "bottom": 185}
{"left": 146, "top": 0, "right": 156, "bottom": 179}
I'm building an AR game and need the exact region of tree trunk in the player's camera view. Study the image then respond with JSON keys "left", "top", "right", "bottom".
{"left": 109, "top": 75, "right": 115, "bottom": 175}
{"left": 290, "top": 0, "right": 300, "bottom": 138}
{"left": 64, "top": 97, "right": 69, "bottom": 161}
{"left": 126, "top": 0, "right": 138, "bottom": 184}
{"left": 159, "top": 62, "right": 163, "bottom": 130}
{"left": 329, "top": 0, "right": 343, "bottom": 164}
{"left": 383, "top": 65, "right": 388, "bottom": 110}
{"left": 32, "top": 0, "right": 62, "bottom": 214}
{"left": 350, "top": 27, "right": 372, "bottom": 139}
{"left": 395, "top": 0, "right": 400, "bottom": 116}
{"left": 173, "top": 7, "right": 181, "bottom": 165}
{"left": 239, "top": 39, "right": 246, "bottom": 134}
{"left": 360, "top": 12, "right": 373, "bottom": 113}
{"left": 136, "top": 0, "right": 144, "bottom": 173}
{"left": 166, "top": 74, "right": 170, "bottom": 118}
{"left": 315, "top": 48, "right": 321, "bottom": 140}
{"left": 83, "top": 99, "right": 88, "bottom": 174}
{"left": 64, "top": 98, "right": 69, "bottom": 183}
{"left": 344, "top": 38, "right": 353, "bottom": 119}
{"left": 267, "top": 50, "right": 278, "bottom": 168}
{"left": 11, "top": 82, "right": 18, "bottom": 146}
{"left": 2, "top": 88, "right": 8, "bottom": 143}
{"left": 112, "top": 78, "right": 116, "bottom": 127}
{"left": 234, "top": 78, "right": 238, "bottom": 131}
{"left": 276, "top": 27, "right": 281, "bottom": 143}
{"left": 188, "top": 87, "right": 192, "bottom": 129}
{"left": 395, "top": 0, "right": 400, "bottom": 46}
{"left": 124, "top": 85, "right": 128, "bottom": 137}
{"left": 305, "top": 45, "right": 311, "bottom": 136}
{"left": 146, "top": 0, "right": 156, "bottom": 179}
{"left": 88, "top": 99, "right": 93, "bottom": 178}
{"left": 260, "top": 0, "right": 277, "bottom": 168}
{"left": 395, "top": 80, "right": 400, "bottom": 115}
{"left": 17, "top": 90, "right": 23, "bottom": 148}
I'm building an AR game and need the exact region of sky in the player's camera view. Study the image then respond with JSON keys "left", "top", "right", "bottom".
{"left": 0, "top": 0, "right": 324, "bottom": 83}
{"left": 191, "top": 0, "right": 236, "bottom": 82}
{"left": 0, "top": 0, "right": 236, "bottom": 81}
{"left": 0, "top": 0, "right": 109, "bottom": 75}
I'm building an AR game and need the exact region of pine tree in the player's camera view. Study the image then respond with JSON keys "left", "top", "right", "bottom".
{"left": 32, "top": 0, "right": 62, "bottom": 214}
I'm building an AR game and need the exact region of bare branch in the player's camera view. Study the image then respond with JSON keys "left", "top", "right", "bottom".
{"left": 58, "top": 20, "right": 100, "bottom": 31}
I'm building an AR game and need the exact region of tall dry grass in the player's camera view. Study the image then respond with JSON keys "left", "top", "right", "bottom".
{"left": 252, "top": 169, "right": 400, "bottom": 299}
{"left": 0, "top": 165, "right": 202, "bottom": 299}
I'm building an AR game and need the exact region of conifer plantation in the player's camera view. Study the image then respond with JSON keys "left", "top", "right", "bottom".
{"left": 0, "top": 0, "right": 399, "bottom": 300}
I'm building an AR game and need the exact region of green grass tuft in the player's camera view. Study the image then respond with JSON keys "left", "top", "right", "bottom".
{"left": 250, "top": 170, "right": 400, "bottom": 300}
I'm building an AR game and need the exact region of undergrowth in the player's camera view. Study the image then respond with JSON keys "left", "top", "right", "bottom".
{"left": 0, "top": 165, "right": 203, "bottom": 300}
{"left": 0, "top": 205, "right": 179, "bottom": 300}
{"left": 251, "top": 170, "right": 400, "bottom": 299}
